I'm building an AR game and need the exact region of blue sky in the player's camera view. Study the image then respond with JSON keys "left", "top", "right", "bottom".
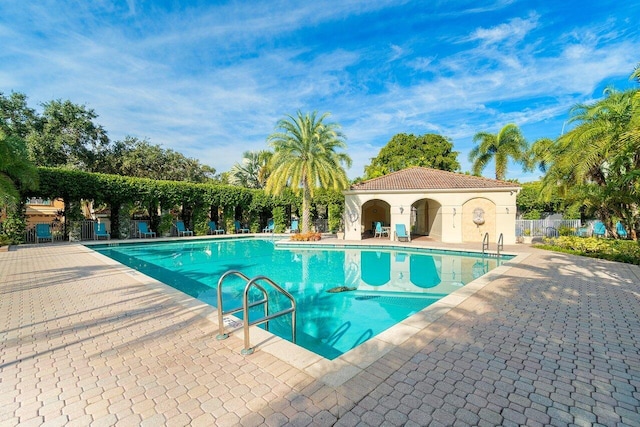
{"left": 1, "top": 1, "right": 639, "bottom": 182}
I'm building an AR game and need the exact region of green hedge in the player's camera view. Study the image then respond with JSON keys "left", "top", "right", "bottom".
{"left": 537, "top": 236, "right": 640, "bottom": 265}
{"left": 17, "top": 167, "right": 345, "bottom": 239}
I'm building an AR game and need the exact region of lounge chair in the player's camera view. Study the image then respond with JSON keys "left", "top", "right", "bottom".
{"left": 176, "top": 220, "right": 194, "bottom": 237}
{"left": 137, "top": 222, "right": 156, "bottom": 238}
{"left": 373, "top": 221, "right": 389, "bottom": 238}
{"left": 395, "top": 224, "right": 409, "bottom": 242}
{"left": 616, "top": 221, "right": 628, "bottom": 238}
{"left": 235, "top": 220, "right": 249, "bottom": 234}
{"left": 208, "top": 221, "right": 224, "bottom": 235}
{"left": 262, "top": 219, "right": 274, "bottom": 233}
{"left": 289, "top": 220, "right": 299, "bottom": 233}
{"left": 577, "top": 226, "right": 589, "bottom": 237}
{"left": 36, "top": 224, "right": 53, "bottom": 243}
{"left": 593, "top": 221, "right": 606, "bottom": 238}
{"left": 94, "top": 222, "right": 110, "bottom": 240}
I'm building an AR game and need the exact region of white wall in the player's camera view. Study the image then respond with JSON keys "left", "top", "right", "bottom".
{"left": 343, "top": 188, "right": 519, "bottom": 244}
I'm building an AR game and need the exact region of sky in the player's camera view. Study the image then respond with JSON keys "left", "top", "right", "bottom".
{"left": 1, "top": 0, "right": 639, "bottom": 182}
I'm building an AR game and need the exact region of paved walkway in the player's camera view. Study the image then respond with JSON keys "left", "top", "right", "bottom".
{"left": 1, "top": 240, "right": 639, "bottom": 426}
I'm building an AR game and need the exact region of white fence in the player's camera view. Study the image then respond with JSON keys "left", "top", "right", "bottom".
{"left": 516, "top": 219, "right": 583, "bottom": 237}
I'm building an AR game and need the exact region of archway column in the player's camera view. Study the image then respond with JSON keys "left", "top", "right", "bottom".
{"left": 390, "top": 204, "right": 411, "bottom": 241}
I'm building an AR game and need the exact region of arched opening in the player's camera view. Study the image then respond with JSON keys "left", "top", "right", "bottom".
{"left": 361, "top": 199, "right": 391, "bottom": 238}
{"left": 410, "top": 198, "right": 442, "bottom": 240}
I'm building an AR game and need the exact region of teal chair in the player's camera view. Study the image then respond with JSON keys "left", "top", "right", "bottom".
{"left": 208, "top": 221, "right": 224, "bottom": 235}
{"left": 373, "top": 222, "right": 389, "bottom": 238}
{"left": 262, "top": 219, "right": 274, "bottom": 233}
{"left": 36, "top": 224, "right": 53, "bottom": 243}
{"left": 235, "top": 220, "right": 249, "bottom": 233}
{"left": 176, "top": 221, "right": 194, "bottom": 237}
{"left": 137, "top": 222, "right": 156, "bottom": 238}
{"left": 94, "top": 222, "right": 110, "bottom": 240}
{"left": 593, "top": 221, "right": 606, "bottom": 238}
{"left": 289, "top": 220, "right": 299, "bottom": 233}
{"left": 616, "top": 221, "right": 628, "bottom": 238}
{"left": 395, "top": 224, "right": 409, "bottom": 242}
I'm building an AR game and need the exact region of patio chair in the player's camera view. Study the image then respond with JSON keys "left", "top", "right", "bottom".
{"left": 36, "top": 224, "right": 53, "bottom": 243}
{"left": 395, "top": 223, "right": 409, "bottom": 242}
{"left": 94, "top": 222, "right": 110, "bottom": 240}
{"left": 208, "top": 221, "right": 224, "bottom": 235}
{"left": 616, "top": 221, "right": 628, "bottom": 238}
{"left": 577, "top": 226, "right": 589, "bottom": 237}
{"left": 235, "top": 220, "right": 249, "bottom": 233}
{"left": 289, "top": 220, "right": 299, "bottom": 233}
{"left": 593, "top": 221, "right": 606, "bottom": 238}
{"left": 373, "top": 221, "right": 389, "bottom": 238}
{"left": 137, "top": 222, "right": 156, "bottom": 238}
{"left": 176, "top": 220, "right": 194, "bottom": 237}
{"left": 262, "top": 219, "right": 274, "bottom": 233}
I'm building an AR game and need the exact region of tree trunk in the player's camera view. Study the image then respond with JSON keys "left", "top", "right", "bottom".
{"left": 110, "top": 204, "right": 120, "bottom": 239}
{"left": 302, "top": 181, "right": 311, "bottom": 233}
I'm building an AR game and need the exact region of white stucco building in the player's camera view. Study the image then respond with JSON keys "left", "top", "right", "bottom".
{"left": 343, "top": 167, "right": 521, "bottom": 244}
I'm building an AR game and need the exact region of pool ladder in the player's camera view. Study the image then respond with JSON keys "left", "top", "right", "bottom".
{"left": 216, "top": 270, "right": 297, "bottom": 355}
{"left": 482, "top": 233, "right": 504, "bottom": 257}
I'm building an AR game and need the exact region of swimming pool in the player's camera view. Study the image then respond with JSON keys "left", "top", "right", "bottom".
{"left": 93, "top": 238, "right": 510, "bottom": 359}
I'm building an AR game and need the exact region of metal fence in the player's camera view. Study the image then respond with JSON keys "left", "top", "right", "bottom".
{"left": 20, "top": 219, "right": 165, "bottom": 243}
{"left": 516, "top": 219, "right": 583, "bottom": 237}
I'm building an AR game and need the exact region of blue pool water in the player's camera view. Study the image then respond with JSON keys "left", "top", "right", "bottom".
{"left": 93, "top": 238, "right": 509, "bottom": 359}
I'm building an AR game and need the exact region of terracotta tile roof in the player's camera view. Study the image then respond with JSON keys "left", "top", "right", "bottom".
{"left": 350, "top": 167, "right": 520, "bottom": 191}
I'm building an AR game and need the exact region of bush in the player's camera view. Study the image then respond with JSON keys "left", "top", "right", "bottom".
{"left": 0, "top": 234, "right": 11, "bottom": 246}
{"left": 158, "top": 213, "right": 174, "bottom": 236}
{"left": 522, "top": 209, "right": 541, "bottom": 220}
{"left": 558, "top": 226, "right": 574, "bottom": 236}
{"left": 0, "top": 211, "right": 27, "bottom": 244}
{"left": 537, "top": 236, "right": 640, "bottom": 265}
{"left": 328, "top": 203, "right": 342, "bottom": 233}
{"left": 272, "top": 206, "right": 286, "bottom": 233}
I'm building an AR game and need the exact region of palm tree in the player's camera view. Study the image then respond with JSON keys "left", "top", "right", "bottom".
{"left": 538, "top": 86, "right": 638, "bottom": 237}
{"left": 229, "top": 150, "right": 272, "bottom": 189}
{"left": 468, "top": 123, "right": 528, "bottom": 180}
{"left": 0, "top": 129, "right": 39, "bottom": 207}
{"left": 266, "top": 111, "right": 352, "bottom": 233}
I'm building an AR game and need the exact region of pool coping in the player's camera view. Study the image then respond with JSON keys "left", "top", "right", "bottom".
{"left": 83, "top": 235, "right": 530, "bottom": 388}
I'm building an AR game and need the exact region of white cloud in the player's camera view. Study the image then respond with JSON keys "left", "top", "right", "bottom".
{"left": 466, "top": 12, "right": 540, "bottom": 45}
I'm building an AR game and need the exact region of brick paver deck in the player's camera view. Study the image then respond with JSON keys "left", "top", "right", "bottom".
{"left": 1, "top": 240, "right": 639, "bottom": 426}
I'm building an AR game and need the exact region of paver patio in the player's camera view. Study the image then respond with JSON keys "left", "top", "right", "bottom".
{"left": 1, "top": 240, "right": 639, "bottom": 426}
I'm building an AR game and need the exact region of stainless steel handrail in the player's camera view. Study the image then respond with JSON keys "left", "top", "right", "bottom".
{"left": 216, "top": 270, "right": 268, "bottom": 340}
{"left": 497, "top": 233, "right": 504, "bottom": 257}
{"left": 482, "top": 232, "right": 489, "bottom": 255}
{"left": 242, "top": 275, "right": 296, "bottom": 355}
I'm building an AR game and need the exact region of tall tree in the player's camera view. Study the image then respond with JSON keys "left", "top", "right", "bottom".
{"left": 26, "top": 99, "right": 109, "bottom": 171}
{"left": 0, "top": 92, "right": 39, "bottom": 207}
{"left": 266, "top": 111, "right": 351, "bottom": 233}
{"left": 0, "top": 92, "right": 37, "bottom": 139}
{"left": 469, "top": 123, "right": 528, "bottom": 180}
{"left": 364, "top": 133, "right": 459, "bottom": 179}
{"left": 229, "top": 150, "right": 272, "bottom": 188}
{"left": 536, "top": 84, "right": 639, "bottom": 238}
{"left": 99, "top": 137, "right": 216, "bottom": 182}
{"left": 0, "top": 130, "right": 38, "bottom": 207}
